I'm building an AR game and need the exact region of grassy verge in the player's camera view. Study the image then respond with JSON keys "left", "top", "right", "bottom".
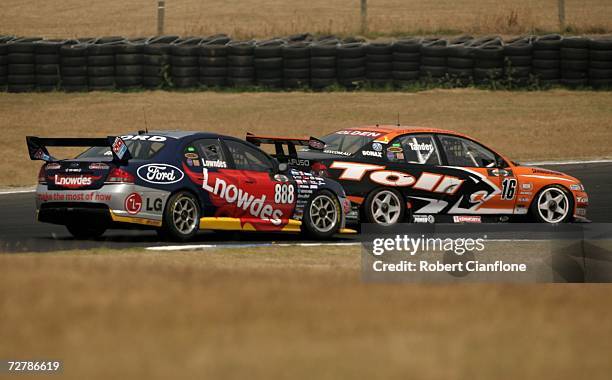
{"left": 1, "top": 245, "right": 612, "bottom": 379}
{"left": 2, "top": 89, "right": 611, "bottom": 187}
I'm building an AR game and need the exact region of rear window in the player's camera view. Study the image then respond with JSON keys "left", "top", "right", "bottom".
{"left": 78, "top": 140, "right": 165, "bottom": 160}
{"left": 308, "top": 130, "right": 383, "bottom": 156}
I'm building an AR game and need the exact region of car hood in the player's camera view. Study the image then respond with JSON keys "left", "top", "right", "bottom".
{"left": 513, "top": 165, "right": 582, "bottom": 185}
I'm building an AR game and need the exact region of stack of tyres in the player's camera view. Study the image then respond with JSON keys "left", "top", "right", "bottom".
{"left": 0, "top": 36, "right": 13, "bottom": 88}
{"left": 365, "top": 42, "right": 393, "bottom": 87}
{"left": 114, "top": 39, "right": 145, "bottom": 90}
{"left": 420, "top": 39, "right": 447, "bottom": 82}
{"left": 392, "top": 38, "right": 421, "bottom": 87}
{"left": 446, "top": 37, "right": 475, "bottom": 85}
{"left": 336, "top": 42, "right": 366, "bottom": 88}
{"left": 310, "top": 40, "right": 337, "bottom": 89}
{"left": 532, "top": 34, "right": 562, "bottom": 86}
{"left": 254, "top": 40, "right": 284, "bottom": 88}
{"left": 199, "top": 35, "right": 231, "bottom": 87}
{"left": 34, "top": 40, "right": 64, "bottom": 91}
{"left": 560, "top": 37, "right": 589, "bottom": 87}
{"left": 282, "top": 42, "right": 310, "bottom": 88}
{"left": 88, "top": 37, "right": 122, "bottom": 91}
{"left": 170, "top": 38, "right": 202, "bottom": 89}
{"left": 143, "top": 35, "right": 178, "bottom": 89}
{"left": 588, "top": 38, "right": 612, "bottom": 88}
{"left": 227, "top": 41, "right": 255, "bottom": 87}
{"left": 473, "top": 39, "right": 504, "bottom": 85}
{"left": 503, "top": 37, "right": 532, "bottom": 86}
{"left": 60, "top": 42, "right": 88, "bottom": 92}
{"left": 8, "top": 39, "right": 40, "bottom": 93}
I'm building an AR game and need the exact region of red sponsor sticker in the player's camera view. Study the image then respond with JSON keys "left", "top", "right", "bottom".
{"left": 125, "top": 193, "right": 142, "bottom": 214}
{"left": 453, "top": 215, "right": 481, "bottom": 223}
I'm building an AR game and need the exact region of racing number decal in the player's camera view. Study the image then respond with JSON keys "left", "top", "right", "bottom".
{"left": 274, "top": 183, "right": 295, "bottom": 204}
{"left": 501, "top": 178, "right": 517, "bottom": 200}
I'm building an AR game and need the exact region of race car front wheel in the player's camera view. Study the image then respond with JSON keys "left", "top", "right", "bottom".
{"left": 364, "top": 188, "right": 405, "bottom": 226}
{"left": 531, "top": 185, "right": 573, "bottom": 224}
{"left": 302, "top": 190, "right": 342, "bottom": 239}
{"left": 66, "top": 224, "right": 106, "bottom": 239}
{"left": 158, "top": 191, "right": 200, "bottom": 241}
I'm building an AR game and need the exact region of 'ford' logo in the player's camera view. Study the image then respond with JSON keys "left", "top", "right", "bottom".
{"left": 137, "top": 164, "right": 184, "bottom": 184}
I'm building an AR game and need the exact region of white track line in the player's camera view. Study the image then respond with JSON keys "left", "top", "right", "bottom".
{"left": 0, "top": 158, "right": 609, "bottom": 196}
{"left": 147, "top": 242, "right": 361, "bottom": 251}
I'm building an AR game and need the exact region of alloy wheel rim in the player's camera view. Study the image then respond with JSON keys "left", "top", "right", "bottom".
{"left": 537, "top": 188, "right": 569, "bottom": 223}
{"left": 371, "top": 190, "right": 402, "bottom": 226}
{"left": 172, "top": 196, "right": 198, "bottom": 234}
{"left": 309, "top": 195, "right": 338, "bottom": 233}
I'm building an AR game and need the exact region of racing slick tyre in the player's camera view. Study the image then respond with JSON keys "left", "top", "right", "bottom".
{"left": 301, "top": 190, "right": 342, "bottom": 239}
{"left": 66, "top": 224, "right": 106, "bottom": 239}
{"left": 158, "top": 191, "right": 201, "bottom": 241}
{"left": 530, "top": 185, "right": 573, "bottom": 224}
{"left": 364, "top": 188, "right": 406, "bottom": 226}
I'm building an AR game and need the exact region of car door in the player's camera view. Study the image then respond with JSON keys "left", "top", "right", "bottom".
{"left": 181, "top": 138, "right": 238, "bottom": 217}
{"left": 436, "top": 134, "right": 518, "bottom": 216}
{"left": 222, "top": 139, "right": 296, "bottom": 230}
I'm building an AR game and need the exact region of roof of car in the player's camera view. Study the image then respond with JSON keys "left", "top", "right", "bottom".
{"left": 127, "top": 130, "right": 224, "bottom": 139}
{"left": 343, "top": 125, "right": 461, "bottom": 135}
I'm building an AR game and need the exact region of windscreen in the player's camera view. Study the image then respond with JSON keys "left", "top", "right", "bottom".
{"left": 77, "top": 140, "right": 165, "bottom": 160}
{"left": 310, "top": 130, "right": 383, "bottom": 156}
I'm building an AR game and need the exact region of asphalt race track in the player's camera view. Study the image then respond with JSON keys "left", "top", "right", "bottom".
{"left": 0, "top": 162, "right": 610, "bottom": 252}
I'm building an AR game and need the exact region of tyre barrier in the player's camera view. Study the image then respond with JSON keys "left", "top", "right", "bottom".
{"left": 392, "top": 38, "right": 421, "bottom": 87}
{"left": 1, "top": 34, "right": 612, "bottom": 92}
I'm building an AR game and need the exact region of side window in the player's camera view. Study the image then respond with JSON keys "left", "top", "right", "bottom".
{"left": 439, "top": 135, "right": 498, "bottom": 168}
{"left": 225, "top": 140, "right": 273, "bottom": 172}
{"left": 386, "top": 134, "right": 441, "bottom": 165}
{"left": 183, "top": 139, "right": 227, "bottom": 169}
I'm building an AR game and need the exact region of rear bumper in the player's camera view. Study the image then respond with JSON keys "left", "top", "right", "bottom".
{"left": 35, "top": 184, "right": 169, "bottom": 227}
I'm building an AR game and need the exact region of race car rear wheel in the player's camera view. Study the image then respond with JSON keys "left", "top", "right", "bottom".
{"left": 364, "top": 188, "right": 405, "bottom": 226}
{"left": 66, "top": 224, "right": 106, "bottom": 239}
{"left": 302, "top": 190, "right": 342, "bottom": 239}
{"left": 531, "top": 185, "right": 573, "bottom": 224}
{"left": 158, "top": 191, "right": 200, "bottom": 241}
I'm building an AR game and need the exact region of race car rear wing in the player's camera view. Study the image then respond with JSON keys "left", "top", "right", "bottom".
{"left": 245, "top": 133, "right": 325, "bottom": 159}
{"left": 26, "top": 136, "right": 132, "bottom": 163}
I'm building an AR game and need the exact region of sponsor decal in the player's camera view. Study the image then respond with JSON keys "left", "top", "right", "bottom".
{"left": 187, "top": 159, "right": 201, "bottom": 167}
{"left": 34, "top": 149, "right": 50, "bottom": 161}
{"left": 45, "top": 163, "right": 61, "bottom": 170}
{"left": 125, "top": 193, "right": 143, "bottom": 214}
{"left": 137, "top": 164, "right": 184, "bottom": 184}
{"left": 309, "top": 139, "right": 325, "bottom": 150}
{"left": 413, "top": 215, "right": 435, "bottom": 223}
{"left": 453, "top": 215, "right": 481, "bottom": 223}
{"left": 521, "top": 183, "right": 533, "bottom": 190}
{"left": 531, "top": 168, "right": 562, "bottom": 176}
{"left": 518, "top": 197, "right": 529, "bottom": 202}
{"left": 288, "top": 158, "right": 310, "bottom": 166}
{"left": 514, "top": 206, "right": 528, "bottom": 215}
{"left": 372, "top": 143, "right": 383, "bottom": 152}
{"left": 89, "top": 163, "right": 109, "bottom": 170}
{"left": 323, "top": 150, "right": 352, "bottom": 156}
{"left": 202, "top": 168, "right": 283, "bottom": 225}
{"left": 361, "top": 150, "right": 382, "bottom": 158}
{"left": 186, "top": 146, "right": 196, "bottom": 152}
{"left": 576, "top": 196, "right": 589, "bottom": 203}
{"left": 274, "top": 174, "right": 290, "bottom": 182}
{"left": 274, "top": 183, "right": 295, "bottom": 204}
{"left": 335, "top": 130, "right": 382, "bottom": 137}
{"left": 184, "top": 153, "right": 199, "bottom": 160}
{"left": 575, "top": 208, "right": 587, "bottom": 216}
{"left": 387, "top": 146, "right": 403, "bottom": 153}
{"left": 112, "top": 137, "right": 128, "bottom": 159}
{"left": 37, "top": 192, "right": 111, "bottom": 202}
{"left": 202, "top": 159, "right": 227, "bottom": 168}
{"left": 121, "top": 135, "right": 167, "bottom": 142}
{"left": 408, "top": 142, "right": 433, "bottom": 151}
{"left": 570, "top": 184, "right": 584, "bottom": 191}
{"left": 146, "top": 197, "right": 163, "bottom": 212}
{"left": 53, "top": 174, "right": 97, "bottom": 189}
{"left": 65, "top": 168, "right": 82, "bottom": 173}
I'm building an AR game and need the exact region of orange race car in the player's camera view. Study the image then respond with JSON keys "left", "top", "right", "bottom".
{"left": 246, "top": 126, "right": 589, "bottom": 226}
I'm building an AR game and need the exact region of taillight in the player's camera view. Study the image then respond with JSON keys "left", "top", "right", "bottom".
{"left": 38, "top": 165, "right": 46, "bottom": 184}
{"left": 311, "top": 162, "right": 329, "bottom": 177}
{"left": 106, "top": 168, "right": 134, "bottom": 183}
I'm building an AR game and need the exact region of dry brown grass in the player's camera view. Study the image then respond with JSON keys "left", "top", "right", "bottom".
{"left": 1, "top": 0, "right": 611, "bottom": 39}
{"left": 1, "top": 246, "right": 612, "bottom": 379}
{"left": 1, "top": 89, "right": 611, "bottom": 187}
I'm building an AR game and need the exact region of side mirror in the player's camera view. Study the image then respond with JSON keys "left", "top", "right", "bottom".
{"left": 278, "top": 162, "right": 288, "bottom": 172}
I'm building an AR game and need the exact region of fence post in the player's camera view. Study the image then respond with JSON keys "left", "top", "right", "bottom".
{"left": 558, "top": 0, "right": 565, "bottom": 30}
{"left": 360, "top": 0, "right": 368, "bottom": 34}
{"left": 157, "top": 0, "right": 165, "bottom": 35}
